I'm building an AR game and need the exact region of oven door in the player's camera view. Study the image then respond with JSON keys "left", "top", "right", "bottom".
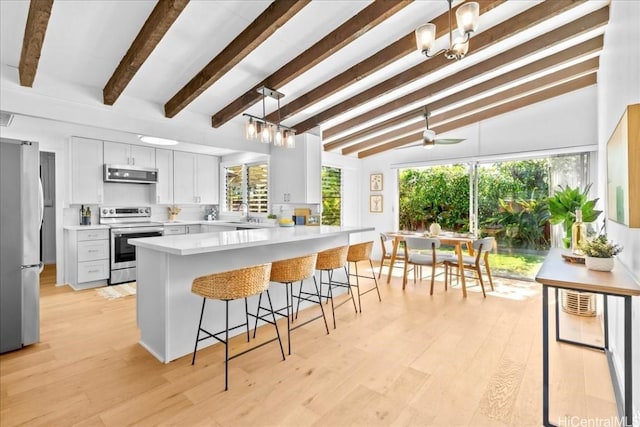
{"left": 110, "top": 227, "right": 163, "bottom": 270}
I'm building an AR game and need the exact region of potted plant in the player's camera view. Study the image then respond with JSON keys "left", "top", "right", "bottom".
{"left": 266, "top": 213, "right": 278, "bottom": 225}
{"left": 581, "top": 235, "right": 623, "bottom": 271}
{"left": 548, "top": 184, "right": 602, "bottom": 248}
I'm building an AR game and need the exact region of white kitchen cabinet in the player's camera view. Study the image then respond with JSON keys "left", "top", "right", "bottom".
{"left": 186, "top": 224, "right": 201, "bottom": 234}
{"left": 270, "top": 133, "right": 321, "bottom": 204}
{"left": 163, "top": 225, "right": 185, "bottom": 235}
{"left": 103, "top": 141, "right": 155, "bottom": 168}
{"left": 200, "top": 224, "right": 231, "bottom": 233}
{"left": 154, "top": 148, "right": 174, "bottom": 204}
{"left": 69, "top": 137, "right": 103, "bottom": 205}
{"left": 64, "top": 227, "right": 110, "bottom": 290}
{"left": 173, "top": 151, "right": 219, "bottom": 204}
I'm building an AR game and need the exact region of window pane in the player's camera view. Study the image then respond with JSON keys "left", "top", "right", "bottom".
{"left": 247, "top": 163, "right": 268, "bottom": 213}
{"left": 322, "top": 166, "right": 341, "bottom": 225}
{"left": 225, "top": 165, "right": 243, "bottom": 212}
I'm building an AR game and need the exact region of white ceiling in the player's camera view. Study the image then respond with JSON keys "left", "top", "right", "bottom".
{"left": 0, "top": 0, "right": 610, "bottom": 157}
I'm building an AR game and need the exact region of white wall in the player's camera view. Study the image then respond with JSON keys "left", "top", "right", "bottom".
{"left": 358, "top": 85, "right": 598, "bottom": 260}
{"left": 597, "top": 0, "right": 640, "bottom": 422}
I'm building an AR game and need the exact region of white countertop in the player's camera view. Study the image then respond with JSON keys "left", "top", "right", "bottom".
{"left": 63, "top": 225, "right": 110, "bottom": 230}
{"left": 131, "top": 225, "right": 374, "bottom": 256}
{"left": 160, "top": 219, "right": 277, "bottom": 228}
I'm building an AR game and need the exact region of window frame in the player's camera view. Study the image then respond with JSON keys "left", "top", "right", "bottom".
{"left": 221, "top": 161, "right": 269, "bottom": 214}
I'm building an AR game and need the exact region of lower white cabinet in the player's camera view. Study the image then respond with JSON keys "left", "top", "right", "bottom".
{"left": 200, "top": 225, "right": 231, "bottom": 233}
{"left": 163, "top": 224, "right": 203, "bottom": 235}
{"left": 65, "top": 228, "right": 110, "bottom": 290}
{"left": 163, "top": 225, "right": 186, "bottom": 235}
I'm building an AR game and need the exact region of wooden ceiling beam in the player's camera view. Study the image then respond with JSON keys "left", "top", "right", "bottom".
{"left": 210, "top": 0, "right": 413, "bottom": 128}
{"left": 19, "top": 0, "right": 54, "bottom": 87}
{"left": 293, "top": 0, "right": 594, "bottom": 134}
{"left": 343, "top": 55, "right": 600, "bottom": 155}
{"left": 103, "top": 0, "right": 189, "bottom": 105}
{"left": 263, "top": 0, "right": 505, "bottom": 126}
{"left": 165, "top": 0, "right": 309, "bottom": 118}
{"left": 357, "top": 73, "right": 597, "bottom": 158}
{"left": 329, "top": 35, "right": 604, "bottom": 152}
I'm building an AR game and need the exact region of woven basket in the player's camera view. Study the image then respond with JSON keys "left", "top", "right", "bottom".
{"left": 316, "top": 246, "right": 348, "bottom": 270}
{"left": 271, "top": 254, "right": 317, "bottom": 283}
{"left": 192, "top": 263, "right": 272, "bottom": 300}
{"left": 347, "top": 241, "right": 373, "bottom": 262}
{"left": 560, "top": 290, "right": 597, "bottom": 317}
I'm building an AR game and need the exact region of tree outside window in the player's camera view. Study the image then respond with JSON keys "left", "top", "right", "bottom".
{"left": 322, "top": 166, "right": 341, "bottom": 225}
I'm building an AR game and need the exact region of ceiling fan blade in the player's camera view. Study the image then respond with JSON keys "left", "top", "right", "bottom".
{"left": 434, "top": 138, "right": 465, "bottom": 145}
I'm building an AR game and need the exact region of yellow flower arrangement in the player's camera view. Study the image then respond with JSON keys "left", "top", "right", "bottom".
{"left": 168, "top": 205, "right": 181, "bottom": 220}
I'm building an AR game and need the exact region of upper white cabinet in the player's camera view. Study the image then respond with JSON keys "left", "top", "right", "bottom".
{"left": 104, "top": 141, "right": 155, "bottom": 168}
{"left": 270, "top": 133, "right": 321, "bottom": 204}
{"left": 173, "top": 151, "right": 219, "bottom": 205}
{"left": 69, "top": 137, "right": 103, "bottom": 205}
{"left": 154, "top": 148, "right": 174, "bottom": 204}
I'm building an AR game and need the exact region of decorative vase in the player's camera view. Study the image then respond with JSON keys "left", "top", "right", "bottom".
{"left": 585, "top": 256, "right": 614, "bottom": 272}
{"left": 429, "top": 222, "right": 441, "bottom": 236}
{"left": 169, "top": 213, "right": 178, "bottom": 222}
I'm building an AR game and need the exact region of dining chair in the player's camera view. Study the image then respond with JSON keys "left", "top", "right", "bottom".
{"left": 402, "top": 237, "right": 453, "bottom": 294}
{"left": 445, "top": 237, "right": 495, "bottom": 297}
{"left": 378, "top": 232, "right": 411, "bottom": 280}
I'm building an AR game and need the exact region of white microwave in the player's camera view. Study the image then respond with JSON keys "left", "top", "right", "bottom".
{"left": 103, "top": 164, "right": 158, "bottom": 184}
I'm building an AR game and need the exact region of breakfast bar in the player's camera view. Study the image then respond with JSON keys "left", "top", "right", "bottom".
{"left": 131, "top": 226, "right": 373, "bottom": 363}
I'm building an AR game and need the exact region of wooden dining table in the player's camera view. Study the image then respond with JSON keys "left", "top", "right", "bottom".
{"left": 385, "top": 231, "right": 475, "bottom": 297}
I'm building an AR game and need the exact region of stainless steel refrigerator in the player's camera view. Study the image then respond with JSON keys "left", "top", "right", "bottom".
{"left": 0, "top": 138, "right": 42, "bottom": 353}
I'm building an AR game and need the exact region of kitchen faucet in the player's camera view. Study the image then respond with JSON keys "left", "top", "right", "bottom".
{"left": 238, "top": 203, "right": 249, "bottom": 220}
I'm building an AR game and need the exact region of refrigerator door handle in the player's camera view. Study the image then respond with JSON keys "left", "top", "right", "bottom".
{"left": 21, "top": 263, "right": 43, "bottom": 270}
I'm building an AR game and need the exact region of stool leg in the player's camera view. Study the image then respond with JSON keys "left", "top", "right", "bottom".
{"left": 285, "top": 282, "right": 291, "bottom": 355}
{"left": 353, "top": 262, "right": 362, "bottom": 313}
{"left": 224, "top": 300, "right": 229, "bottom": 391}
{"left": 328, "top": 269, "right": 336, "bottom": 329}
{"left": 191, "top": 297, "right": 207, "bottom": 365}
{"left": 252, "top": 292, "right": 263, "bottom": 339}
{"left": 244, "top": 298, "right": 250, "bottom": 342}
{"left": 345, "top": 266, "right": 358, "bottom": 313}
{"left": 313, "top": 275, "right": 330, "bottom": 335}
{"left": 265, "top": 290, "right": 286, "bottom": 361}
{"left": 369, "top": 259, "right": 382, "bottom": 302}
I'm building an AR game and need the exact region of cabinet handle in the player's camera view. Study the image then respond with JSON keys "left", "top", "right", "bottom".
{"left": 88, "top": 249, "right": 99, "bottom": 253}
{"left": 88, "top": 269, "right": 99, "bottom": 273}
{"left": 157, "top": 195, "right": 160, "bottom": 204}
{"left": 132, "top": 157, "right": 135, "bottom": 165}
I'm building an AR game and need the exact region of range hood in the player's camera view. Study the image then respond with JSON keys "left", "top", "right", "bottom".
{"left": 103, "top": 164, "right": 158, "bottom": 184}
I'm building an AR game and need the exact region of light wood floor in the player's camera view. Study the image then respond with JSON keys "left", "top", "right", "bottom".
{"left": 0, "top": 264, "right": 617, "bottom": 426}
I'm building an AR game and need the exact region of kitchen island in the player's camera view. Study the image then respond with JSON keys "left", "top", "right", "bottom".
{"left": 130, "top": 225, "right": 374, "bottom": 363}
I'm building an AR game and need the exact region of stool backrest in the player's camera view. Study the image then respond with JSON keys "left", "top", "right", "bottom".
{"left": 316, "top": 245, "right": 349, "bottom": 270}
{"left": 192, "top": 263, "right": 272, "bottom": 300}
{"left": 347, "top": 241, "right": 373, "bottom": 262}
{"left": 271, "top": 253, "right": 318, "bottom": 283}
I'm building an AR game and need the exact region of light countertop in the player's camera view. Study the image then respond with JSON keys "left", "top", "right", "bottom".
{"left": 63, "top": 225, "right": 110, "bottom": 230}
{"left": 130, "top": 225, "right": 374, "bottom": 256}
{"left": 159, "top": 219, "right": 277, "bottom": 228}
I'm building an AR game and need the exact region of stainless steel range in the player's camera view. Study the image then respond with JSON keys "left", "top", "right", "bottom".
{"left": 100, "top": 206, "right": 163, "bottom": 285}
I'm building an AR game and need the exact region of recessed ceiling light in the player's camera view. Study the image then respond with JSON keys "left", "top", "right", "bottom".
{"left": 138, "top": 135, "right": 179, "bottom": 146}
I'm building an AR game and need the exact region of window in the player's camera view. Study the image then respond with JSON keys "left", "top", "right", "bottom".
{"left": 322, "top": 166, "right": 342, "bottom": 225}
{"left": 223, "top": 162, "right": 269, "bottom": 213}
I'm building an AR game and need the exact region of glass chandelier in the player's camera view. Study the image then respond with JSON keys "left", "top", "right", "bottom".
{"left": 243, "top": 87, "right": 295, "bottom": 148}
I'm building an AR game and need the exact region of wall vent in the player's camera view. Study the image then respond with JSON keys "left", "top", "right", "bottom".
{"left": 0, "top": 111, "right": 14, "bottom": 127}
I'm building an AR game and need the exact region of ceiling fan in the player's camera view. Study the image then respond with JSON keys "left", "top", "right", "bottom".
{"left": 403, "top": 107, "right": 465, "bottom": 149}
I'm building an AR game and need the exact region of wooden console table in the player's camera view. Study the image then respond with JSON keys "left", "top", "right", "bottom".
{"left": 535, "top": 249, "right": 640, "bottom": 427}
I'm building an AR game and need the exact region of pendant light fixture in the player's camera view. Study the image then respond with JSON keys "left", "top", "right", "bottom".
{"left": 243, "top": 87, "right": 295, "bottom": 148}
{"left": 415, "top": 0, "right": 480, "bottom": 60}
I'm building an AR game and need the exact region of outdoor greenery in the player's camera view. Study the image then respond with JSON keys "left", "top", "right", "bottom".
{"left": 321, "top": 166, "right": 342, "bottom": 226}
{"left": 399, "top": 160, "right": 550, "bottom": 249}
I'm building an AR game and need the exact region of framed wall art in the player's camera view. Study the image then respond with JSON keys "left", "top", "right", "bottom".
{"left": 370, "top": 194, "right": 383, "bottom": 213}
{"left": 370, "top": 173, "right": 383, "bottom": 191}
{"left": 606, "top": 104, "right": 639, "bottom": 227}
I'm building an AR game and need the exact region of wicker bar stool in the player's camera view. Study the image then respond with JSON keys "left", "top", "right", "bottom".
{"left": 301, "top": 245, "right": 357, "bottom": 329}
{"left": 253, "top": 253, "right": 329, "bottom": 355}
{"left": 347, "top": 241, "right": 382, "bottom": 312}
{"left": 191, "top": 263, "right": 285, "bottom": 391}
